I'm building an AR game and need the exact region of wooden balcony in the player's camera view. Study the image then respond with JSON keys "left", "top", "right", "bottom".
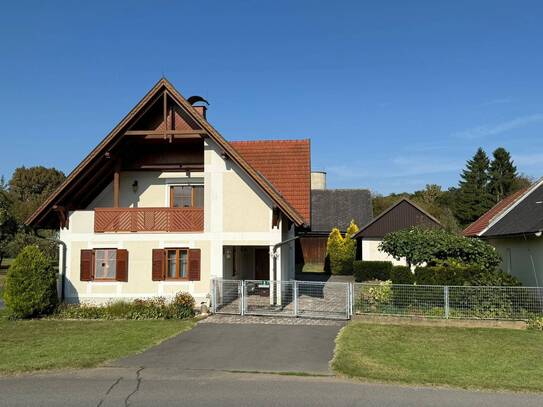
{"left": 94, "top": 207, "right": 204, "bottom": 233}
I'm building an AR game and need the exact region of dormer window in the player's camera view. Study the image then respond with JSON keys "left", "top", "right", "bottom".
{"left": 170, "top": 185, "right": 204, "bottom": 208}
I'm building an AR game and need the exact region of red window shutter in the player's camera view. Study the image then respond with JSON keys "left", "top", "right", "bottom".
{"left": 188, "top": 249, "right": 201, "bottom": 281}
{"left": 152, "top": 249, "right": 165, "bottom": 281}
{"left": 80, "top": 250, "right": 93, "bottom": 281}
{"left": 116, "top": 249, "right": 128, "bottom": 282}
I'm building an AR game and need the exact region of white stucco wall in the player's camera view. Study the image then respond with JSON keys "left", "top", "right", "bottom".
{"left": 487, "top": 237, "right": 543, "bottom": 287}
{"left": 60, "top": 137, "right": 287, "bottom": 304}
{"left": 360, "top": 238, "right": 408, "bottom": 266}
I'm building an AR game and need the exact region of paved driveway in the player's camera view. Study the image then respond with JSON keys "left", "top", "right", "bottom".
{"left": 113, "top": 322, "right": 343, "bottom": 374}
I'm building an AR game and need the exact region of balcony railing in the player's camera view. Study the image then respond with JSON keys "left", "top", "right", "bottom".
{"left": 94, "top": 207, "right": 204, "bottom": 233}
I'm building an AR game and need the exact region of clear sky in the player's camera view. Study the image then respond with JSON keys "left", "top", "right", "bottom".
{"left": 1, "top": 1, "right": 542, "bottom": 194}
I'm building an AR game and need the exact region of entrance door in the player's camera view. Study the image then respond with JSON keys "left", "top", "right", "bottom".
{"left": 254, "top": 248, "right": 269, "bottom": 280}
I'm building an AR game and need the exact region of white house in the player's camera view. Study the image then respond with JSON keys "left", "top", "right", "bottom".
{"left": 464, "top": 178, "right": 543, "bottom": 287}
{"left": 27, "top": 78, "right": 311, "bottom": 305}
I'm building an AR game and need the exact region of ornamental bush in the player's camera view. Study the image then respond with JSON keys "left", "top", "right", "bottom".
{"left": 54, "top": 292, "right": 196, "bottom": 320}
{"left": 379, "top": 226, "right": 501, "bottom": 270}
{"left": 327, "top": 221, "right": 359, "bottom": 275}
{"left": 353, "top": 261, "right": 392, "bottom": 282}
{"left": 4, "top": 245, "right": 58, "bottom": 319}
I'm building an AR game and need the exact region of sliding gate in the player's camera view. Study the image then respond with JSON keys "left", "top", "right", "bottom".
{"left": 212, "top": 279, "right": 351, "bottom": 320}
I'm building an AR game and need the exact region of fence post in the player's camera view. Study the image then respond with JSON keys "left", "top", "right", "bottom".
{"left": 349, "top": 282, "right": 354, "bottom": 318}
{"left": 293, "top": 280, "right": 298, "bottom": 317}
{"left": 444, "top": 286, "right": 449, "bottom": 319}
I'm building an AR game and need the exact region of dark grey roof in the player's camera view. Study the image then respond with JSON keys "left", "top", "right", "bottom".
{"left": 354, "top": 198, "right": 441, "bottom": 239}
{"left": 483, "top": 181, "right": 543, "bottom": 237}
{"left": 311, "top": 189, "right": 373, "bottom": 233}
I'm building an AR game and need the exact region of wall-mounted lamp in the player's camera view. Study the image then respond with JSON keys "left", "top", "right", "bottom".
{"left": 132, "top": 180, "right": 139, "bottom": 193}
{"left": 225, "top": 248, "right": 232, "bottom": 260}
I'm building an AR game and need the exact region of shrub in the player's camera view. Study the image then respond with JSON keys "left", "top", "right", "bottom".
{"left": 170, "top": 292, "right": 195, "bottom": 319}
{"left": 528, "top": 317, "right": 543, "bottom": 331}
{"left": 390, "top": 266, "right": 415, "bottom": 284}
{"left": 353, "top": 260, "right": 392, "bottom": 282}
{"left": 356, "top": 280, "right": 393, "bottom": 312}
{"left": 470, "top": 269, "right": 522, "bottom": 286}
{"left": 4, "top": 245, "right": 58, "bottom": 318}
{"left": 54, "top": 292, "right": 195, "bottom": 320}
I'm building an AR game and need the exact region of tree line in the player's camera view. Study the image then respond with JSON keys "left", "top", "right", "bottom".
{"left": 0, "top": 166, "right": 65, "bottom": 265}
{"left": 372, "top": 147, "right": 531, "bottom": 232}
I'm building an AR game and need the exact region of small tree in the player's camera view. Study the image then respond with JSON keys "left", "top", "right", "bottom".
{"left": 4, "top": 245, "right": 58, "bottom": 318}
{"left": 379, "top": 226, "right": 501, "bottom": 270}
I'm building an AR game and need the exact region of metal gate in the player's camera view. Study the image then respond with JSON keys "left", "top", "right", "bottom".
{"left": 212, "top": 279, "right": 242, "bottom": 315}
{"left": 211, "top": 279, "right": 351, "bottom": 320}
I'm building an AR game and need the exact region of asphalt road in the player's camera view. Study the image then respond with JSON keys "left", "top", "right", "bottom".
{"left": 1, "top": 367, "right": 543, "bottom": 407}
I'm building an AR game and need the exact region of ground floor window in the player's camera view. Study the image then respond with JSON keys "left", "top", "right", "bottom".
{"left": 94, "top": 249, "right": 117, "bottom": 280}
{"left": 165, "top": 248, "right": 189, "bottom": 280}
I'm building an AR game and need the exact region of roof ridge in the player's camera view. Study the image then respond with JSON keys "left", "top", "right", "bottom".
{"left": 230, "top": 139, "right": 310, "bottom": 144}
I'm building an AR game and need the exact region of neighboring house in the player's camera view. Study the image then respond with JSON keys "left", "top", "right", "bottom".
{"left": 296, "top": 178, "right": 373, "bottom": 271}
{"left": 26, "top": 78, "right": 310, "bottom": 305}
{"left": 463, "top": 178, "right": 543, "bottom": 287}
{"left": 353, "top": 198, "right": 441, "bottom": 265}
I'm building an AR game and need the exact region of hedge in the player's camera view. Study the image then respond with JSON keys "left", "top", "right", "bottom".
{"left": 390, "top": 266, "right": 415, "bottom": 284}
{"left": 354, "top": 261, "right": 392, "bottom": 282}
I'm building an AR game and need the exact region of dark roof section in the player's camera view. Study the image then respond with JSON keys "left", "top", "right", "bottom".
{"left": 463, "top": 188, "right": 529, "bottom": 237}
{"left": 482, "top": 181, "right": 543, "bottom": 237}
{"left": 311, "top": 189, "right": 373, "bottom": 233}
{"left": 354, "top": 198, "right": 441, "bottom": 239}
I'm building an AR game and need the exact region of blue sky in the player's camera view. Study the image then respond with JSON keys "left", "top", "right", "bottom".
{"left": 1, "top": 1, "right": 543, "bottom": 194}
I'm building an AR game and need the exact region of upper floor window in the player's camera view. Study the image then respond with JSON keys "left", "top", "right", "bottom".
{"left": 170, "top": 185, "right": 204, "bottom": 208}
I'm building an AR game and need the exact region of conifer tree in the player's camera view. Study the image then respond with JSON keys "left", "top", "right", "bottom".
{"left": 454, "top": 148, "right": 493, "bottom": 226}
{"left": 489, "top": 147, "right": 518, "bottom": 203}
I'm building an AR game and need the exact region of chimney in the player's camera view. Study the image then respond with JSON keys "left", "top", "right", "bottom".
{"left": 311, "top": 171, "right": 327, "bottom": 190}
{"left": 193, "top": 105, "right": 207, "bottom": 120}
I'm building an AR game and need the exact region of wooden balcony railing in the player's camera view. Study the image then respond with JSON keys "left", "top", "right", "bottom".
{"left": 94, "top": 207, "right": 204, "bottom": 233}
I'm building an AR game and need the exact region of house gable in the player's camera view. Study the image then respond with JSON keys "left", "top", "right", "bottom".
{"left": 354, "top": 198, "right": 441, "bottom": 239}
{"left": 26, "top": 78, "right": 305, "bottom": 229}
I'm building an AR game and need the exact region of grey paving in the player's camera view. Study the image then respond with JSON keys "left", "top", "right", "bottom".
{"left": 200, "top": 314, "right": 345, "bottom": 326}
{"left": 112, "top": 322, "right": 342, "bottom": 374}
{"left": 1, "top": 368, "right": 542, "bottom": 407}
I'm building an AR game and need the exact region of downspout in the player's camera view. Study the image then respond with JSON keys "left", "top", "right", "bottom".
{"left": 37, "top": 234, "right": 67, "bottom": 302}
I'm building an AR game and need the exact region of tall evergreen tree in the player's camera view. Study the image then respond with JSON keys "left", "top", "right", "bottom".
{"left": 454, "top": 148, "right": 494, "bottom": 226}
{"left": 489, "top": 147, "right": 517, "bottom": 203}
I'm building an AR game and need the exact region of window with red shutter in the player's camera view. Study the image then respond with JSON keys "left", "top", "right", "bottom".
{"left": 188, "top": 249, "right": 201, "bottom": 281}
{"left": 152, "top": 249, "right": 165, "bottom": 281}
{"left": 80, "top": 250, "right": 93, "bottom": 281}
{"left": 116, "top": 249, "right": 128, "bottom": 282}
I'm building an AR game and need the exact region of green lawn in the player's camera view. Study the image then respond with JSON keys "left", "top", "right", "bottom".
{"left": 0, "top": 318, "right": 194, "bottom": 374}
{"left": 332, "top": 322, "right": 543, "bottom": 392}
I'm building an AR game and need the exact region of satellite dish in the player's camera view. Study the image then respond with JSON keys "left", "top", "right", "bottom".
{"left": 187, "top": 96, "right": 209, "bottom": 106}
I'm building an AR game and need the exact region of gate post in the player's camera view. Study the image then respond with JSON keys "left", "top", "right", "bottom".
{"left": 444, "top": 286, "right": 449, "bottom": 319}
{"left": 345, "top": 283, "right": 350, "bottom": 319}
{"left": 211, "top": 279, "right": 217, "bottom": 313}
{"left": 293, "top": 280, "right": 298, "bottom": 317}
{"left": 240, "top": 280, "right": 246, "bottom": 316}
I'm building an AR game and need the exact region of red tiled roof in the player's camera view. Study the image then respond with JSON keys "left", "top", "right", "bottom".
{"left": 463, "top": 188, "right": 529, "bottom": 236}
{"left": 230, "top": 139, "right": 311, "bottom": 224}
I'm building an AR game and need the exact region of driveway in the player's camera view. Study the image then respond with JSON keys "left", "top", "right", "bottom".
{"left": 112, "top": 321, "right": 342, "bottom": 374}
